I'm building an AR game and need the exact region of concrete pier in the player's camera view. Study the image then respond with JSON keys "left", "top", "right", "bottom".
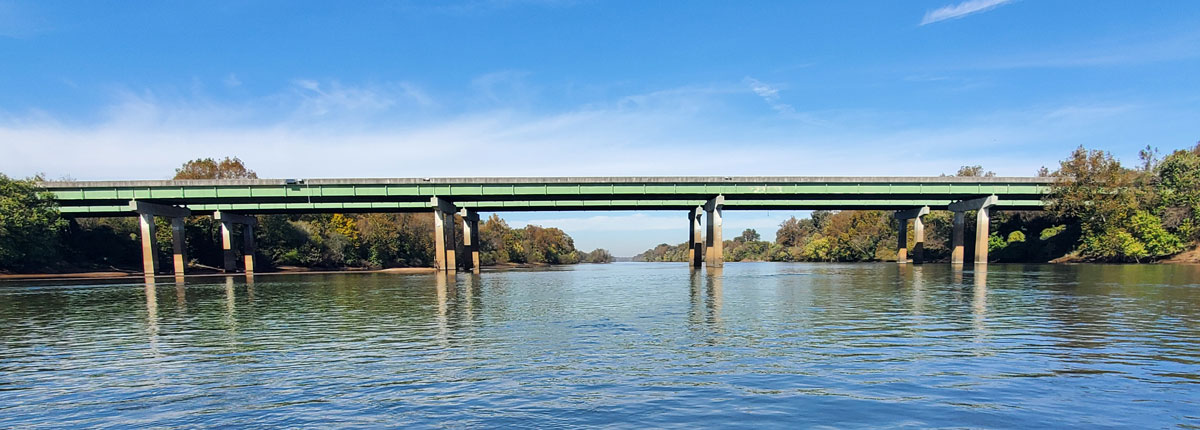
{"left": 951, "top": 211, "right": 965, "bottom": 265}
{"left": 913, "top": 215, "right": 925, "bottom": 264}
{"left": 431, "top": 197, "right": 458, "bottom": 273}
{"left": 460, "top": 209, "right": 481, "bottom": 274}
{"left": 948, "top": 196, "right": 998, "bottom": 265}
{"left": 689, "top": 206, "right": 704, "bottom": 269}
{"left": 242, "top": 222, "right": 257, "bottom": 273}
{"left": 139, "top": 212, "right": 159, "bottom": 276}
{"left": 975, "top": 206, "right": 991, "bottom": 264}
{"left": 893, "top": 206, "right": 929, "bottom": 264}
{"left": 214, "top": 211, "right": 257, "bottom": 273}
{"left": 131, "top": 200, "right": 190, "bottom": 276}
{"left": 704, "top": 195, "right": 724, "bottom": 267}
{"left": 171, "top": 217, "right": 187, "bottom": 275}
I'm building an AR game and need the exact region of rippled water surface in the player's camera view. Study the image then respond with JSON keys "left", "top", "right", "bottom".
{"left": 2, "top": 263, "right": 1199, "bottom": 428}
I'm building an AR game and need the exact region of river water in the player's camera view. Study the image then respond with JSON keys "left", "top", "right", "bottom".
{"left": 1, "top": 263, "right": 1198, "bottom": 428}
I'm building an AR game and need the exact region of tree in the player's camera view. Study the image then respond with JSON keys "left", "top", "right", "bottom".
{"left": 0, "top": 174, "right": 66, "bottom": 271}
{"left": 738, "top": 228, "right": 760, "bottom": 242}
{"left": 584, "top": 248, "right": 614, "bottom": 263}
{"left": 955, "top": 165, "right": 996, "bottom": 177}
{"left": 1048, "top": 145, "right": 1183, "bottom": 261}
{"left": 173, "top": 157, "right": 258, "bottom": 180}
{"left": 1153, "top": 143, "right": 1200, "bottom": 240}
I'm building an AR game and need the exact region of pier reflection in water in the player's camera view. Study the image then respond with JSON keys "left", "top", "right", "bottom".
{"left": 2, "top": 263, "right": 1199, "bottom": 428}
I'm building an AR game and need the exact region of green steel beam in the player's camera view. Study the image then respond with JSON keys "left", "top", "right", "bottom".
{"left": 55, "top": 198, "right": 1047, "bottom": 217}
{"left": 42, "top": 176, "right": 1052, "bottom": 208}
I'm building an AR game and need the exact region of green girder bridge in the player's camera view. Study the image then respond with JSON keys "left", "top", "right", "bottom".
{"left": 40, "top": 176, "right": 1052, "bottom": 275}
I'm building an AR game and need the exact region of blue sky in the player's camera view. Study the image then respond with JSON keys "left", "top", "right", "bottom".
{"left": 2, "top": 0, "right": 1199, "bottom": 255}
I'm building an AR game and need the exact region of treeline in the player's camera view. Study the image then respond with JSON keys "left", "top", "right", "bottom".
{"left": 0, "top": 158, "right": 612, "bottom": 273}
{"left": 633, "top": 210, "right": 1075, "bottom": 263}
{"left": 635, "top": 143, "right": 1200, "bottom": 264}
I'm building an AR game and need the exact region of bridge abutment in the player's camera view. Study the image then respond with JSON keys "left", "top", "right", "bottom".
{"left": 705, "top": 195, "right": 724, "bottom": 267}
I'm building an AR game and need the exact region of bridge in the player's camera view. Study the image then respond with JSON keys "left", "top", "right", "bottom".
{"left": 40, "top": 176, "right": 1053, "bottom": 276}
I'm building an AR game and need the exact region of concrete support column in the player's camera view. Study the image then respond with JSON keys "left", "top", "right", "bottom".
{"left": 893, "top": 206, "right": 928, "bottom": 265}
{"left": 948, "top": 196, "right": 998, "bottom": 266}
{"left": 432, "top": 209, "right": 447, "bottom": 271}
{"left": 214, "top": 211, "right": 257, "bottom": 273}
{"left": 951, "top": 211, "right": 965, "bottom": 265}
{"left": 139, "top": 212, "right": 159, "bottom": 276}
{"left": 171, "top": 217, "right": 187, "bottom": 275}
{"left": 975, "top": 207, "right": 990, "bottom": 264}
{"left": 131, "top": 200, "right": 190, "bottom": 276}
{"left": 446, "top": 213, "right": 458, "bottom": 272}
{"left": 243, "top": 223, "right": 256, "bottom": 273}
{"left": 460, "top": 209, "right": 480, "bottom": 274}
{"left": 704, "top": 195, "right": 724, "bottom": 267}
{"left": 220, "top": 220, "right": 236, "bottom": 272}
{"left": 431, "top": 197, "right": 457, "bottom": 273}
{"left": 913, "top": 216, "right": 926, "bottom": 265}
{"left": 689, "top": 206, "right": 704, "bottom": 269}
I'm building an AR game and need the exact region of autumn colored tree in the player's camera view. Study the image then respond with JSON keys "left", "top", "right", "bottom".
{"left": 173, "top": 157, "right": 258, "bottom": 180}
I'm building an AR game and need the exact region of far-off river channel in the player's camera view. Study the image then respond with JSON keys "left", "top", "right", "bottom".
{"left": 1, "top": 263, "right": 1198, "bottom": 428}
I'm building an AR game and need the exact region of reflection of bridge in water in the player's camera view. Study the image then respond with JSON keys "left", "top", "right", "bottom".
{"left": 43, "top": 176, "right": 1050, "bottom": 276}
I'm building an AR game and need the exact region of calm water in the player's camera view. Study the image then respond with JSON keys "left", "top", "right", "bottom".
{"left": 1, "top": 263, "right": 1199, "bottom": 429}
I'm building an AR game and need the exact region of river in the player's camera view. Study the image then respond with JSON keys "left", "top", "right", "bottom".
{"left": 1, "top": 263, "right": 1198, "bottom": 428}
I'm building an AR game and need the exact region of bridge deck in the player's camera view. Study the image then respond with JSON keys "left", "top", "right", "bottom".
{"left": 41, "top": 176, "right": 1053, "bottom": 216}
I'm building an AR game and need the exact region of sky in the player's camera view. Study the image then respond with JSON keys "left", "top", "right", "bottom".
{"left": 2, "top": 0, "right": 1199, "bottom": 255}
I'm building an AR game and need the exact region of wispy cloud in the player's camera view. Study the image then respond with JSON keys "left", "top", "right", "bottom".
{"left": 0, "top": 75, "right": 1169, "bottom": 182}
{"left": 920, "top": 0, "right": 1012, "bottom": 26}
{"left": 744, "top": 77, "right": 794, "bottom": 114}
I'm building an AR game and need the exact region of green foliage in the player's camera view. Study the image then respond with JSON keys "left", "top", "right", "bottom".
{"left": 0, "top": 174, "right": 66, "bottom": 271}
{"left": 1046, "top": 143, "right": 1198, "bottom": 261}
{"left": 988, "top": 233, "right": 1007, "bottom": 253}
{"left": 636, "top": 209, "right": 897, "bottom": 263}
{"left": 477, "top": 214, "right": 583, "bottom": 265}
{"left": 632, "top": 242, "right": 691, "bottom": 262}
{"left": 1040, "top": 225, "right": 1066, "bottom": 241}
{"left": 1007, "top": 231, "right": 1026, "bottom": 243}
